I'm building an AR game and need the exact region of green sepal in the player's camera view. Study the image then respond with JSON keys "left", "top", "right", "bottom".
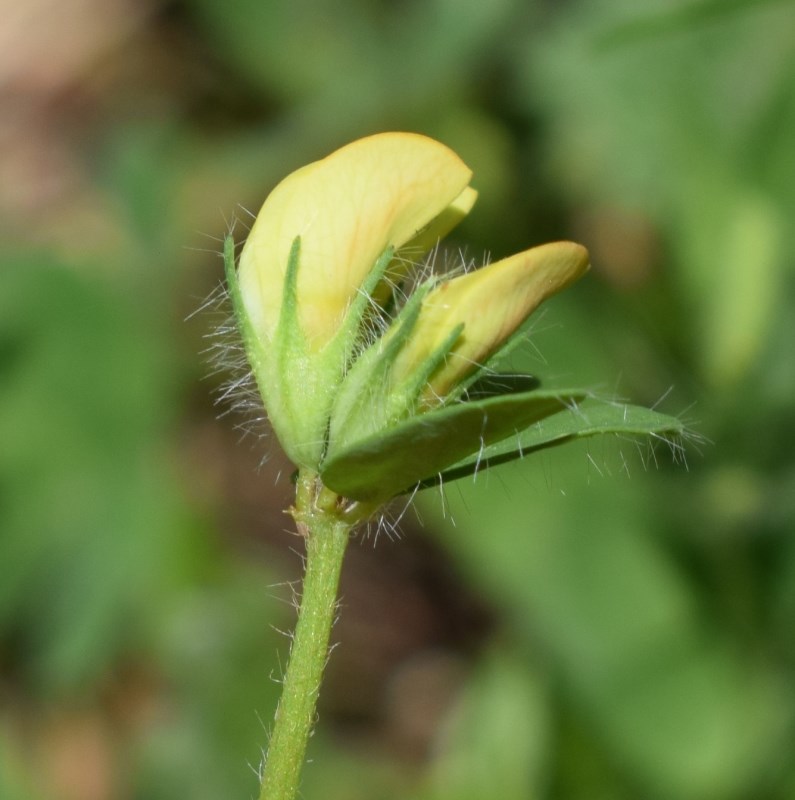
{"left": 312, "top": 246, "right": 401, "bottom": 458}
{"left": 224, "top": 233, "right": 274, "bottom": 411}
{"left": 275, "top": 236, "right": 303, "bottom": 349}
{"left": 336, "top": 245, "right": 396, "bottom": 356}
{"left": 329, "top": 278, "right": 433, "bottom": 442}
{"left": 225, "top": 237, "right": 408, "bottom": 469}
{"left": 422, "top": 400, "right": 688, "bottom": 488}
{"left": 226, "top": 234, "right": 317, "bottom": 466}
{"left": 269, "top": 236, "right": 337, "bottom": 466}
{"left": 328, "top": 280, "right": 463, "bottom": 450}
{"left": 404, "top": 322, "right": 465, "bottom": 407}
{"left": 224, "top": 235, "right": 265, "bottom": 370}
{"left": 320, "top": 387, "right": 586, "bottom": 503}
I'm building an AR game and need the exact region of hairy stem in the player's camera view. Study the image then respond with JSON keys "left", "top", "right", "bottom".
{"left": 259, "top": 470, "right": 351, "bottom": 800}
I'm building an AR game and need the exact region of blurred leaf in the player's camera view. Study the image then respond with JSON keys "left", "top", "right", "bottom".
{"left": 0, "top": 732, "right": 43, "bottom": 800}
{"left": 423, "top": 446, "right": 790, "bottom": 798}
{"left": 131, "top": 569, "right": 287, "bottom": 800}
{"left": 0, "top": 252, "right": 194, "bottom": 691}
{"left": 419, "top": 650, "right": 549, "bottom": 800}
{"left": 299, "top": 745, "right": 409, "bottom": 800}
{"left": 595, "top": 0, "right": 792, "bottom": 50}
{"left": 700, "top": 191, "right": 784, "bottom": 385}
{"left": 186, "top": 0, "right": 519, "bottom": 127}
{"left": 523, "top": 0, "right": 795, "bottom": 386}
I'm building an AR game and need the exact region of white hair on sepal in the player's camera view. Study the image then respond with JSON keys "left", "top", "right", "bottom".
{"left": 345, "top": 247, "right": 427, "bottom": 364}
{"left": 349, "top": 242, "right": 480, "bottom": 372}
{"left": 190, "top": 214, "right": 275, "bottom": 463}
{"left": 183, "top": 209, "right": 250, "bottom": 259}
{"left": 397, "top": 242, "right": 476, "bottom": 298}
{"left": 235, "top": 202, "right": 258, "bottom": 223}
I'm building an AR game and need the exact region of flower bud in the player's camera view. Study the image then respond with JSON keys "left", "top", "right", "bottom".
{"left": 393, "top": 241, "right": 590, "bottom": 405}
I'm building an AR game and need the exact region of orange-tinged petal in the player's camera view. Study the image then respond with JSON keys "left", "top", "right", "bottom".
{"left": 238, "top": 132, "right": 473, "bottom": 349}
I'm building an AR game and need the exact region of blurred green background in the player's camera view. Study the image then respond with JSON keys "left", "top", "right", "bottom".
{"left": 2, "top": 0, "right": 794, "bottom": 798}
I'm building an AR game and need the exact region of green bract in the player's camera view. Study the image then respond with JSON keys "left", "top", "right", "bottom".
{"left": 225, "top": 132, "right": 684, "bottom": 506}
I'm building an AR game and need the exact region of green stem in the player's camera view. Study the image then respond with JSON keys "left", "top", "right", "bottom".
{"left": 259, "top": 470, "right": 352, "bottom": 800}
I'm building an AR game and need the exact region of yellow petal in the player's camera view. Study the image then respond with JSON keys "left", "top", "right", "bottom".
{"left": 391, "top": 241, "right": 590, "bottom": 403}
{"left": 372, "top": 185, "right": 478, "bottom": 307}
{"left": 399, "top": 185, "right": 478, "bottom": 257}
{"left": 238, "top": 132, "right": 473, "bottom": 349}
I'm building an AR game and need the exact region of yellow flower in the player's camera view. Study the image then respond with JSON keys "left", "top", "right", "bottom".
{"left": 230, "top": 133, "right": 478, "bottom": 467}
{"left": 224, "top": 131, "right": 684, "bottom": 513}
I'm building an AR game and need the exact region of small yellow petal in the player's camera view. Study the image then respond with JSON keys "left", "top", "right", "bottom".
{"left": 391, "top": 241, "right": 590, "bottom": 403}
{"left": 238, "top": 132, "right": 473, "bottom": 349}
